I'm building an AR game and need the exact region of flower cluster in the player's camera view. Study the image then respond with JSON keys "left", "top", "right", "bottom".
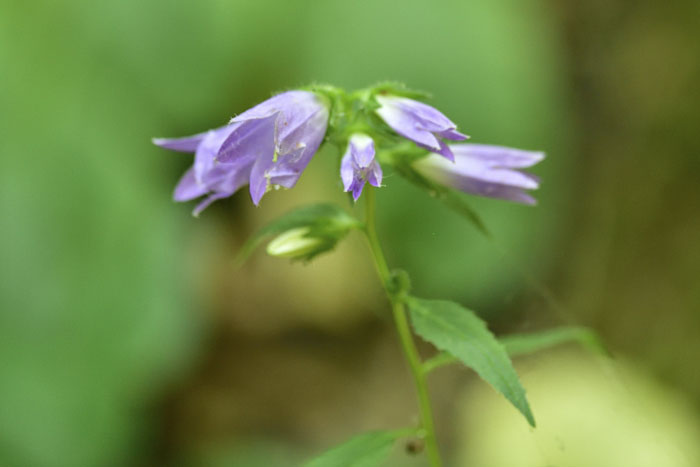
{"left": 154, "top": 86, "right": 543, "bottom": 214}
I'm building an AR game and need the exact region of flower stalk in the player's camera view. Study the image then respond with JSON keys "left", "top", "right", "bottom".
{"left": 362, "top": 187, "right": 442, "bottom": 467}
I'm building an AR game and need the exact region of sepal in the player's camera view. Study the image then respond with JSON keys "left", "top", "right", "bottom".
{"left": 369, "top": 81, "right": 432, "bottom": 101}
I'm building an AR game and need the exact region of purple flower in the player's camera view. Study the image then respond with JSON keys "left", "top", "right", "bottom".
{"left": 375, "top": 95, "right": 468, "bottom": 162}
{"left": 153, "top": 125, "right": 238, "bottom": 215}
{"left": 153, "top": 91, "right": 329, "bottom": 214}
{"left": 413, "top": 144, "right": 544, "bottom": 205}
{"left": 340, "top": 133, "right": 382, "bottom": 201}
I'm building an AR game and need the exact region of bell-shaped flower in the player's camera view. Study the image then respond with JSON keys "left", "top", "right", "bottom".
{"left": 217, "top": 90, "right": 329, "bottom": 205}
{"left": 153, "top": 91, "right": 329, "bottom": 214}
{"left": 375, "top": 95, "right": 467, "bottom": 162}
{"left": 340, "top": 133, "right": 382, "bottom": 201}
{"left": 413, "top": 144, "right": 544, "bottom": 205}
{"left": 153, "top": 125, "right": 243, "bottom": 215}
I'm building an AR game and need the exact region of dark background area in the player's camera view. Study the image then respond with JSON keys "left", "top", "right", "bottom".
{"left": 1, "top": 0, "right": 698, "bottom": 465}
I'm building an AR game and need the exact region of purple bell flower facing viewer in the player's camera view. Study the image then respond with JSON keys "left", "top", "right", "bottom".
{"left": 153, "top": 91, "right": 329, "bottom": 214}
{"left": 413, "top": 144, "right": 544, "bottom": 205}
{"left": 375, "top": 95, "right": 468, "bottom": 162}
{"left": 340, "top": 133, "right": 382, "bottom": 201}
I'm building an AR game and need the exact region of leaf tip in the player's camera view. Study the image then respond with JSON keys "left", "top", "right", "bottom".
{"left": 525, "top": 409, "right": 536, "bottom": 428}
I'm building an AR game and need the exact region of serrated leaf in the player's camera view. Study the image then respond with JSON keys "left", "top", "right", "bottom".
{"left": 235, "top": 203, "right": 360, "bottom": 264}
{"left": 407, "top": 298, "right": 535, "bottom": 426}
{"left": 501, "top": 326, "right": 607, "bottom": 357}
{"left": 304, "top": 430, "right": 406, "bottom": 467}
{"left": 423, "top": 325, "right": 606, "bottom": 373}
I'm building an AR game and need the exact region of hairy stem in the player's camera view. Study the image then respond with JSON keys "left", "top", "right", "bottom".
{"left": 362, "top": 187, "right": 442, "bottom": 467}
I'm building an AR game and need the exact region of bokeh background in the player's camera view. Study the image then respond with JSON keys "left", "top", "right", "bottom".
{"left": 1, "top": 0, "right": 699, "bottom": 465}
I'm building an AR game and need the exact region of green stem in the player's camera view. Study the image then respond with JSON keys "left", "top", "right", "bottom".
{"left": 362, "top": 187, "right": 442, "bottom": 467}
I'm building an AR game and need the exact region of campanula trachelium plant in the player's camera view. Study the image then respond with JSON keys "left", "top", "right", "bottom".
{"left": 154, "top": 83, "right": 601, "bottom": 466}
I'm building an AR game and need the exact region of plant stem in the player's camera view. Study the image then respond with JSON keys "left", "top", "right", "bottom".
{"left": 362, "top": 187, "right": 442, "bottom": 467}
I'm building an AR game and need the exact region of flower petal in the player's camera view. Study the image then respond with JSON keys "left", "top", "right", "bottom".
{"left": 413, "top": 144, "right": 544, "bottom": 205}
{"left": 230, "top": 91, "right": 329, "bottom": 160}
{"left": 376, "top": 96, "right": 456, "bottom": 132}
{"left": 424, "top": 139, "right": 456, "bottom": 162}
{"left": 367, "top": 161, "right": 383, "bottom": 188}
{"left": 340, "top": 150, "right": 355, "bottom": 192}
{"left": 153, "top": 132, "right": 207, "bottom": 152}
{"left": 349, "top": 134, "right": 375, "bottom": 168}
{"left": 216, "top": 117, "right": 276, "bottom": 163}
{"left": 211, "top": 159, "right": 255, "bottom": 194}
{"left": 193, "top": 126, "right": 240, "bottom": 184}
{"left": 231, "top": 90, "right": 311, "bottom": 123}
{"left": 192, "top": 192, "right": 230, "bottom": 217}
{"left": 271, "top": 105, "right": 329, "bottom": 186}
{"left": 375, "top": 95, "right": 467, "bottom": 162}
{"left": 274, "top": 93, "right": 329, "bottom": 153}
{"left": 419, "top": 152, "right": 539, "bottom": 190}
{"left": 267, "top": 153, "right": 307, "bottom": 188}
{"left": 376, "top": 103, "right": 442, "bottom": 150}
{"left": 457, "top": 163, "right": 539, "bottom": 190}
{"left": 450, "top": 178, "right": 537, "bottom": 205}
{"left": 248, "top": 164, "right": 269, "bottom": 205}
{"left": 173, "top": 167, "right": 207, "bottom": 201}
{"left": 351, "top": 178, "right": 365, "bottom": 201}
{"left": 451, "top": 144, "right": 545, "bottom": 168}
{"left": 436, "top": 128, "right": 469, "bottom": 141}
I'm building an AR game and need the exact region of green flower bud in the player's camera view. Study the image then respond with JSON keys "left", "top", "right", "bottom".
{"left": 266, "top": 227, "right": 328, "bottom": 259}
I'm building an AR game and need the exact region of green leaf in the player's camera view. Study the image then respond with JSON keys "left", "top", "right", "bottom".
{"left": 304, "top": 430, "right": 408, "bottom": 467}
{"left": 235, "top": 203, "right": 361, "bottom": 264}
{"left": 407, "top": 298, "right": 535, "bottom": 426}
{"left": 438, "top": 190, "right": 491, "bottom": 236}
{"left": 388, "top": 152, "right": 490, "bottom": 236}
{"left": 501, "top": 326, "right": 607, "bottom": 357}
{"left": 423, "top": 326, "right": 606, "bottom": 373}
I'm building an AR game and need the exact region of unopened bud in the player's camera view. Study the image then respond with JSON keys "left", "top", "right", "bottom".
{"left": 266, "top": 227, "right": 326, "bottom": 259}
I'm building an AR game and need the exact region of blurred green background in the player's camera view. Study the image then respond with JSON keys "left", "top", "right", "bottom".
{"left": 1, "top": 0, "right": 699, "bottom": 466}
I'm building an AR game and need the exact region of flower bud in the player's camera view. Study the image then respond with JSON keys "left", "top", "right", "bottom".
{"left": 266, "top": 227, "right": 328, "bottom": 259}
{"left": 340, "top": 133, "right": 382, "bottom": 201}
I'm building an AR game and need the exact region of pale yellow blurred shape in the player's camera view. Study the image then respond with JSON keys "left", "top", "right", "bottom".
{"left": 454, "top": 351, "right": 700, "bottom": 467}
